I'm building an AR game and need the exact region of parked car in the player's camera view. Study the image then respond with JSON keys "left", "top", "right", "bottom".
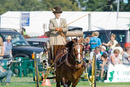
{"left": 83, "top": 29, "right": 130, "bottom": 47}
{"left": 68, "top": 26, "right": 82, "bottom": 31}
{"left": 0, "top": 28, "right": 44, "bottom": 59}
{"left": 26, "top": 38, "right": 49, "bottom": 51}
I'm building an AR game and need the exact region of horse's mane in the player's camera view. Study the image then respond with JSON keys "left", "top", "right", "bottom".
{"left": 66, "top": 39, "right": 77, "bottom": 52}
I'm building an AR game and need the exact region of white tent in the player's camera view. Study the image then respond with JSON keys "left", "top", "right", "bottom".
{"left": 1, "top": 11, "right": 130, "bottom": 36}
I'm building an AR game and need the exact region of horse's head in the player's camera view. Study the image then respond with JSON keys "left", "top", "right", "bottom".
{"left": 71, "top": 42, "right": 84, "bottom": 64}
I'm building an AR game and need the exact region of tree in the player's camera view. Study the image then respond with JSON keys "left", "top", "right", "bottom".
{"left": 0, "top": 0, "right": 80, "bottom": 15}
{"left": 0, "top": 0, "right": 41, "bottom": 15}
{"left": 77, "top": 0, "right": 130, "bottom": 11}
{"left": 41, "top": 0, "right": 80, "bottom": 11}
{"left": 0, "top": 0, "right": 129, "bottom": 15}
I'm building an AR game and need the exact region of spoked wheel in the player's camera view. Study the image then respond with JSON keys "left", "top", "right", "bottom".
{"left": 91, "top": 53, "right": 96, "bottom": 87}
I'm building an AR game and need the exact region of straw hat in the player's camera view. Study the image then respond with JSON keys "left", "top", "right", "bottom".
{"left": 6, "top": 36, "right": 12, "bottom": 40}
{"left": 101, "top": 46, "right": 106, "bottom": 51}
{"left": 53, "top": 6, "right": 62, "bottom": 13}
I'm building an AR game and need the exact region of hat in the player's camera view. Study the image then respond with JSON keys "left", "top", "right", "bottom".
{"left": 101, "top": 46, "right": 106, "bottom": 50}
{"left": 124, "top": 43, "right": 130, "bottom": 47}
{"left": 6, "top": 36, "right": 12, "bottom": 40}
{"left": 53, "top": 6, "right": 62, "bottom": 13}
{"left": 102, "top": 53, "right": 108, "bottom": 58}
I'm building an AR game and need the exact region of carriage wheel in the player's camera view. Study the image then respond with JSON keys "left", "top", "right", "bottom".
{"left": 91, "top": 53, "right": 96, "bottom": 87}
{"left": 34, "top": 53, "right": 39, "bottom": 87}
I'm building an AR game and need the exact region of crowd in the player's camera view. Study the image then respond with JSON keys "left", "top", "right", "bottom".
{"left": 0, "top": 36, "right": 12, "bottom": 85}
{"left": 83, "top": 31, "right": 130, "bottom": 82}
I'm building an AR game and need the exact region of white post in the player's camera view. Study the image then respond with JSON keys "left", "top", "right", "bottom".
{"left": 117, "top": 0, "right": 120, "bottom": 20}
{"left": 88, "top": 14, "right": 91, "bottom": 31}
{"left": 116, "top": 0, "right": 120, "bottom": 29}
{"left": 19, "top": 12, "right": 22, "bottom": 33}
{"left": 0, "top": 15, "right": 1, "bottom": 28}
{"left": 43, "top": 23, "right": 46, "bottom": 34}
{"left": 129, "top": 18, "right": 130, "bottom": 29}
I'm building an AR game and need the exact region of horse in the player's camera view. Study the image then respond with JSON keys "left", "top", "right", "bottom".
{"left": 55, "top": 38, "right": 84, "bottom": 87}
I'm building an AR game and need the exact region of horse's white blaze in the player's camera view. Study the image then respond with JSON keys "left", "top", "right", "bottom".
{"left": 77, "top": 45, "right": 81, "bottom": 61}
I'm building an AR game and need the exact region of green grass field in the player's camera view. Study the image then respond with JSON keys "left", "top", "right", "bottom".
{"left": 1, "top": 76, "right": 130, "bottom": 87}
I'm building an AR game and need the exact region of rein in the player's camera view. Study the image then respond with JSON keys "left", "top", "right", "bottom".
{"left": 65, "top": 54, "right": 83, "bottom": 69}
{"left": 56, "top": 51, "right": 83, "bottom": 69}
{"left": 55, "top": 43, "right": 84, "bottom": 70}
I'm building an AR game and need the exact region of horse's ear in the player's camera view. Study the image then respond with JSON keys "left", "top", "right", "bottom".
{"left": 78, "top": 37, "right": 84, "bottom": 43}
{"left": 71, "top": 38, "right": 76, "bottom": 43}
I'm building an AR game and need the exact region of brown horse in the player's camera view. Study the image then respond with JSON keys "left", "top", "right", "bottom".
{"left": 55, "top": 39, "right": 84, "bottom": 87}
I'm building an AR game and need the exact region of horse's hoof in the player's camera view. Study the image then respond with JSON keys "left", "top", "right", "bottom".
{"left": 64, "top": 84, "right": 68, "bottom": 87}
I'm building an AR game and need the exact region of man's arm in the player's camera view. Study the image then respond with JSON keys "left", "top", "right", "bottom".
{"left": 98, "top": 38, "right": 102, "bottom": 47}
{"left": 1, "top": 66, "right": 6, "bottom": 72}
{"left": 0, "top": 46, "right": 4, "bottom": 56}
{"left": 49, "top": 19, "right": 55, "bottom": 31}
{"left": 62, "top": 19, "right": 68, "bottom": 32}
{"left": 102, "top": 41, "right": 110, "bottom": 46}
{"left": 111, "top": 56, "right": 115, "bottom": 65}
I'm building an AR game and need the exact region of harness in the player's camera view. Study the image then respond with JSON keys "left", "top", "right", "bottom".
{"left": 55, "top": 51, "right": 83, "bottom": 69}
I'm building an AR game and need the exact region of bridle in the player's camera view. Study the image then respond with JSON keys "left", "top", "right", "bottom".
{"left": 64, "top": 43, "right": 84, "bottom": 70}
{"left": 71, "top": 43, "right": 84, "bottom": 62}
{"left": 72, "top": 43, "right": 83, "bottom": 56}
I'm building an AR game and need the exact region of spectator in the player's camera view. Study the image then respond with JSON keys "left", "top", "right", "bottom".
{"left": 0, "top": 37, "right": 12, "bottom": 85}
{"left": 84, "top": 36, "right": 90, "bottom": 53}
{"left": 3, "top": 36, "right": 12, "bottom": 58}
{"left": 21, "top": 27, "right": 26, "bottom": 36}
{"left": 0, "top": 65, "right": 12, "bottom": 85}
{"left": 88, "top": 47, "right": 101, "bottom": 76}
{"left": 111, "top": 44, "right": 123, "bottom": 62}
{"left": 107, "top": 41, "right": 114, "bottom": 55}
{"left": 110, "top": 49, "right": 121, "bottom": 65}
{"left": 89, "top": 32, "right": 102, "bottom": 52}
{"left": 103, "top": 34, "right": 118, "bottom": 54}
{"left": 122, "top": 47, "right": 130, "bottom": 65}
{"left": 43, "top": 32, "right": 49, "bottom": 38}
{"left": 0, "top": 37, "right": 4, "bottom": 60}
{"left": 100, "top": 46, "right": 107, "bottom": 55}
{"left": 90, "top": 47, "right": 101, "bottom": 62}
{"left": 100, "top": 53, "right": 108, "bottom": 82}
{"left": 91, "top": 32, "right": 95, "bottom": 37}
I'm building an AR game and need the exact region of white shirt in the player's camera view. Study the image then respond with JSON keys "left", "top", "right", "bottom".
{"left": 111, "top": 47, "right": 123, "bottom": 60}
{"left": 109, "top": 40, "right": 118, "bottom": 49}
{"left": 55, "top": 18, "right": 60, "bottom": 27}
{"left": 90, "top": 51, "right": 101, "bottom": 60}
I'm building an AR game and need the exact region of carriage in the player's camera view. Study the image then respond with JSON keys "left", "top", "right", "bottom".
{"left": 33, "top": 31, "right": 97, "bottom": 87}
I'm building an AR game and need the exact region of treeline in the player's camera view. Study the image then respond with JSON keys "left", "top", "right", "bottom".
{"left": 0, "top": 0, "right": 129, "bottom": 15}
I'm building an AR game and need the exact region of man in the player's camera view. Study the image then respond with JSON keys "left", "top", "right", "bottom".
{"left": 89, "top": 46, "right": 101, "bottom": 63}
{"left": 0, "top": 63, "right": 12, "bottom": 85}
{"left": 89, "top": 32, "right": 102, "bottom": 52}
{"left": 88, "top": 47, "right": 101, "bottom": 76}
{"left": 49, "top": 6, "right": 68, "bottom": 60}
{"left": 122, "top": 47, "right": 130, "bottom": 65}
{"left": 3, "top": 36, "right": 12, "bottom": 58}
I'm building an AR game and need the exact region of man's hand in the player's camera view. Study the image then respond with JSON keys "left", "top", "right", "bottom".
{"left": 3, "top": 69, "right": 6, "bottom": 72}
{"left": 59, "top": 28, "right": 63, "bottom": 32}
{"left": 55, "top": 28, "right": 60, "bottom": 31}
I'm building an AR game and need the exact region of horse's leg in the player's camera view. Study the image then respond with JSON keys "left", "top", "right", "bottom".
{"left": 67, "top": 80, "right": 71, "bottom": 87}
{"left": 56, "top": 76, "right": 61, "bottom": 87}
{"left": 62, "top": 77, "right": 68, "bottom": 87}
{"left": 72, "top": 78, "right": 80, "bottom": 87}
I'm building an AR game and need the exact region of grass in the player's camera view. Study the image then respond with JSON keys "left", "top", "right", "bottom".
{"left": 1, "top": 76, "right": 130, "bottom": 87}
